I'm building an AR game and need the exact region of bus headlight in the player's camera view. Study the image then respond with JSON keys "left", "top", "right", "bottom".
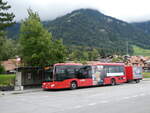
{"left": 51, "top": 84, "right": 55, "bottom": 87}
{"left": 43, "top": 83, "right": 46, "bottom": 85}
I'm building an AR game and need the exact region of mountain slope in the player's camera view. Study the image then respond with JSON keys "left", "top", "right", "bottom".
{"left": 45, "top": 9, "right": 150, "bottom": 55}
{"left": 7, "top": 9, "right": 150, "bottom": 55}
{"left": 6, "top": 23, "right": 20, "bottom": 39}
{"left": 132, "top": 21, "right": 150, "bottom": 34}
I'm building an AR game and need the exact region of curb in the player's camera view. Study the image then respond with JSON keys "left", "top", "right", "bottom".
{"left": 0, "top": 88, "right": 42, "bottom": 96}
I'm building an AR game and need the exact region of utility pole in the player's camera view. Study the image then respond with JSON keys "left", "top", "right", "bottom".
{"left": 126, "top": 41, "right": 129, "bottom": 56}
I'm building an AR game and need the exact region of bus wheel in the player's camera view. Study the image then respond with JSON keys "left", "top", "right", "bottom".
{"left": 70, "top": 81, "right": 77, "bottom": 90}
{"left": 135, "top": 79, "right": 140, "bottom": 83}
{"left": 111, "top": 79, "right": 116, "bottom": 86}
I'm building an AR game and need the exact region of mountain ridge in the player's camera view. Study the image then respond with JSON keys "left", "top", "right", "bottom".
{"left": 7, "top": 8, "right": 150, "bottom": 56}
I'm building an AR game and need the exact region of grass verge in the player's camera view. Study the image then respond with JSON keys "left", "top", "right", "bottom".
{"left": 143, "top": 72, "right": 150, "bottom": 78}
{"left": 0, "top": 74, "right": 16, "bottom": 86}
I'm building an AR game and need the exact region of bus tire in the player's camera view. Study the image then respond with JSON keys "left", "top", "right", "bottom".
{"left": 135, "top": 79, "right": 140, "bottom": 83}
{"left": 70, "top": 81, "right": 78, "bottom": 90}
{"left": 111, "top": 79, "right": 116, "bottom": 86}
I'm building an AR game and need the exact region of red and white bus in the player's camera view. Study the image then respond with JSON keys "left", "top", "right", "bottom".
{"left": 42, "top": 62, "right": 130, "bottom": 90}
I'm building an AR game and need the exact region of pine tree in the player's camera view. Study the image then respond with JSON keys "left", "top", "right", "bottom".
{"left": 0, "top": 0, "right": 15, "bottom": 61}
{"left": 0, "top": 0, "right": 15, "bottom": 36}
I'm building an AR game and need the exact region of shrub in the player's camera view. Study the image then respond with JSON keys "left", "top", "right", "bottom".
{"left": 0, "top": 64, "right": 5, "bottom": 74}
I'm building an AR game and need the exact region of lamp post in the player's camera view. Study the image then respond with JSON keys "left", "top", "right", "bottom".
{"left": 16, "top": 56, "right": 21, "bottom": 72}
{"left": 15, "top": 56, "right": 23, "bottom": 91}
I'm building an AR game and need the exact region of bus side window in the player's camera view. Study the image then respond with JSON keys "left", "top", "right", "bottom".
{"left": 107, "top": 66, "right": 125, "bottom": 75}
{"left": 119, "top": 66, "right": 124, "bottom": 74}
{"left": 77, "top": 68, "right": 85, "bottom": 79}
{"left": 77, "top": 66, "right": 92, "bottom": 79}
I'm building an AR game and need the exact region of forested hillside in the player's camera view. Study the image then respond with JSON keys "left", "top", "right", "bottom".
{"left": 7, "top": 9, "right": 150, "bottom": 56}
{"left": 132, "top": 21, "right": 150, "bottom": 34}
{"left": 6, "top": 23, "right": 20, "bottom": 39}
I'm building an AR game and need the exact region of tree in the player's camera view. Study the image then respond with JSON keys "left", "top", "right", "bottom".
{"left": 68, "top": 46, "right": 100, "bottom": 62}
{"left": 0, "top": 0, "right": 15, "bottom": 36}
{"left": 0, "top": 36, "right": 5, "bottom": 60}
{"left": 112, "top": 56, "right": 123, "bottom": 62}
{"left": 88, "top": 48, "right": 99, "bottom": 61}
{"left": 0, "top": 38, "right": 17, "bottom": 60}
{"left": 68, "top": 50, "right": 78, "bottom": 61}
{"left": 0, "top": 0, "right": 15, "bottom": 61}
{"left": 51, "top": 39, "right": 67, "bottom": 64}
{"left": 20, "top": 9, "right": 66, "bottom": 66}
{"left": 0, "top": 64, "right": 5, "bottom": 73}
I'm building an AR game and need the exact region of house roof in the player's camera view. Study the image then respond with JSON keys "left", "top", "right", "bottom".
{"left": 1, "top": 59, "right": 19, "bottom": 71}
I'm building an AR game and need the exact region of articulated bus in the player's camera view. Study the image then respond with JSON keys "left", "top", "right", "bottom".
{"left": 42, "top": 62, "right": 136, "bottom": 90}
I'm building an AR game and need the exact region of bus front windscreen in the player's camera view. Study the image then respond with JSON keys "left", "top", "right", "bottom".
{"left": 44, "top": 68, "right": 53, "bottom": 82}
{"left": 54, "top": 65, "right": 82, "bottom": 81}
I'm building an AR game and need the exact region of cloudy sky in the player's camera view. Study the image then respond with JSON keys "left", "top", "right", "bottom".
{"left": 8, "top": 0, "right": 150, "bottom": 22}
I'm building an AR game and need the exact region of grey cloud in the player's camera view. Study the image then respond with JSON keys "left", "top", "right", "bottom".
{"left": 7, "top": 0, "right": 150, "bottom": 22}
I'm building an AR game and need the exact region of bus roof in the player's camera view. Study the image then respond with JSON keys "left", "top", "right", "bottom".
{"left": 87, "top": 62, "right": 125, "bottom": 66}
{"left": 54, "top": 63, "right": 82, "bottom": 66}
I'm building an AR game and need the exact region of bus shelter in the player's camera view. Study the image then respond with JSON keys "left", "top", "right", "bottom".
{"left": 15, "top": 67, "right": 44, "bottom": 90}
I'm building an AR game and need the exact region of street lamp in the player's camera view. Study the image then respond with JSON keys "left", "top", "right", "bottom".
{"left": 16, "top": 56, "right": 21, "bottom": 72}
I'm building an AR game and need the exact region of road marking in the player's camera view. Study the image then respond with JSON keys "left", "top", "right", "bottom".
{"left": 74, "top": 105, "right": 83, "bottom": 109}
{"left": 131, "top": 95, "right": 138, "bottom": 98}
{"left": 123, "top": 97, "right": 130, "bottom": 99}
{"left": 100, "top": 100, "right": 109, "bottom": 103}
{"left": 88, "top": 103, "right": 97, "bottom": 106}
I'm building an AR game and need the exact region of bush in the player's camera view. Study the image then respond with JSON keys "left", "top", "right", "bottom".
{"left": 0, "top": 64, "right": 5, "bottom": 74}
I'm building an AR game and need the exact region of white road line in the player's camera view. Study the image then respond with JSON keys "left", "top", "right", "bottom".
{"left": 123, "top": 97, "right": 130, "bottom": 99}
{"left": 131, "top": 95, "right": 138, "bottom": 98}
{"left": 88, "top": 103, "right": 97, "bottom": 106}
{"left": 100, "top": 100, "right": 109, "bottom": 103}
{"left": 74, "top": 105, "right": 83, "bottom": 109}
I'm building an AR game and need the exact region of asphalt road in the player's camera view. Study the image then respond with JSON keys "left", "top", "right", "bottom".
{"left": 1, "top": 80, "right": 150, "bottom": 113}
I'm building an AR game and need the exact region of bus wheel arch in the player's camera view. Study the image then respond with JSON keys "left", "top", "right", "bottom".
{"left": 111, "top": 78, "right": 116, "bottom": 86}
{"left": 135, "top": 79, "right": 140, "bottom": 83}
{"left": 70, "top": 81, "right": 78, "bottom": 90}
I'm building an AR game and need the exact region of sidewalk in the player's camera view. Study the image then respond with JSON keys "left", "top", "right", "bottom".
{"left": 143, "top": 78, "right": 150, "bottom": 81}
{"left": 0, "top": 88, "right": 42, "bottom": 96}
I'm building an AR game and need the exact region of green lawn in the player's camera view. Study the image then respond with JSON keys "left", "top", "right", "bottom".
{"left": 133, "top": 45, "right": 150, "bottom": 56}
{"left": 0, "top": 74, "right": 16, "bottom": 86}
{"left": 143, "top": 72, "right": 150, "bottom": 78}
